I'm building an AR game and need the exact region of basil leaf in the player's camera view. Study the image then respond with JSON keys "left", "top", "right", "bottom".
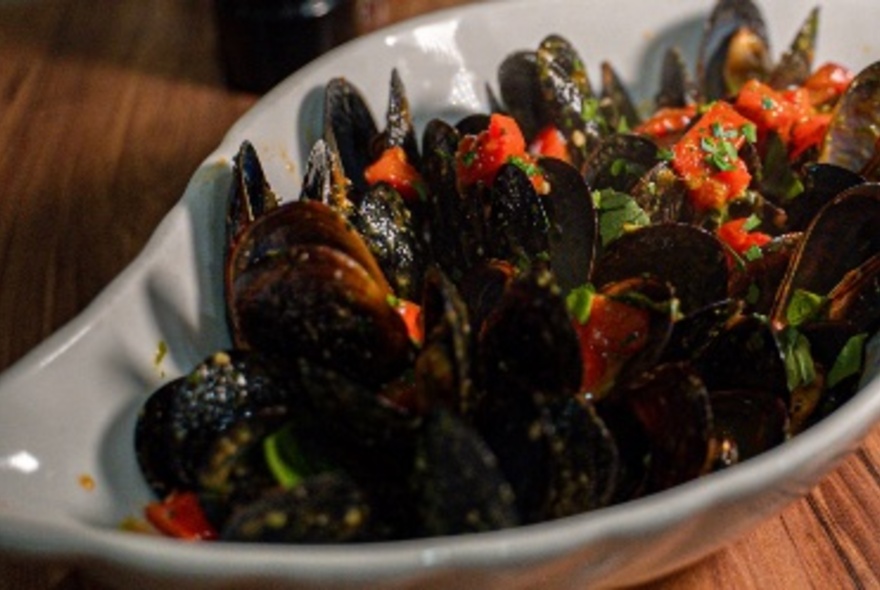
{"left": 592, "top": 189, "right": 650, "bottom": 247}
{"left": 785, "top": 289, "right": 826, "bottom": 327}
{"left": 828, "top": 333, "right": 868, "bottom": 388}
{"left": 780, "top": 326, "right": 817, "bottom": 391}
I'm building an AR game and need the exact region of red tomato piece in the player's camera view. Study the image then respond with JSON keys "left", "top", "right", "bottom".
{"left": 529, "top": 124, "right": 570, "bottom": 162}
{"left": 634, "top": 105, "right": 698, "bottom": 145}
{"left": 716, "top": 217, "right": 772, "bottom": 256}
{"left": 145, "top": 491, "right": 218, "bottom": 541}
{"left": 804, "top": 62, "right": 854, "bottom": 108}
{"left": 671, "top": 102, "right": 753, "bottom": 212}
{"left": 455, "top": 113, "right": 545, "bottom": 192}
{"left": 574, "top": 295, "right": 651, "bottom": 396}
{"left": 364, "top": 146, "right": 426, "bottom": 203}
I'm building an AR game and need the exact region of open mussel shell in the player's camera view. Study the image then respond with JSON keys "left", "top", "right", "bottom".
{"left": 621, "top": 363, "right": 713, "bottom": 494}
{"left": 819, "top": 61, "right": 880, "bottom": 180}
{"left": 591, "top": 223, "right": 729, "bottom": 315}
{"left": 697, "top": 0, "right": 771, "bottom": 101}
{"left": 662, "top": 299, "right": 742, "bottom": 363}
{"left": 233, "top": 243, "right": 412, "bottom": 387}
{"left": 727, "top": 234, "right": 801, "bottom": 315}
{"left": 134, "top": 350, "right": 292, "bottom": 498}
{"left": 630, "top": 162, "right": 691, "bottom": 224}
{"left": 771, "top": 183, "right": 880, "bottom": 328}
{"left": 413, "top": 409, "right": 519, "bottom": 536}
{"left": 694, "top": 314, "right": 789, "bottom": 404}
{"left": 708, "top": 388, "right": 789, "bottom": 468}
{"left": 783, "top": 164, "right": 864, "bottom": 233}
{"left": 591, "top": 277, "right": 678, "bottom": 398}
{"left": 584, "top": 133, "right": 660, "bottom": 194}
{"left": 324, "top": 77, "right": 379, "bottom": 194}
{"left": 479, "top": 266, "right": 582, "bottom": 398}
{"left": 227, "top": 200, "right": 390, "bottom": 293}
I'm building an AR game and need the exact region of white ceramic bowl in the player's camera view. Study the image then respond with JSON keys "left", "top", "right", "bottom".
{"left": 1, "top": 1, "right": 879, "bottom": 588}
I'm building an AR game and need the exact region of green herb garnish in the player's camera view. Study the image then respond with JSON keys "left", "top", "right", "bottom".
{"left": 828, "top": 333, "right": 868, "bottom": 388}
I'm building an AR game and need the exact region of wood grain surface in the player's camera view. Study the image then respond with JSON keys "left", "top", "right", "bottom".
{"left": 1, "top": 1, "right": 878, "bottom": 588}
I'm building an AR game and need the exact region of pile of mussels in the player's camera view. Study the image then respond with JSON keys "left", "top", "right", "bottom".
{"left": 135, "top": 0, "right": 880, "bottom": 543}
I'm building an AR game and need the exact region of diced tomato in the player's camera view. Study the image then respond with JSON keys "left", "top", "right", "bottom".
{"left": 734, "top": 78, "right": 838, "bottom": 161}
{"left": 633, "top": 105, "right": 698, "bottom": 145}
{"left": 455, "top": 113, "right": 546, "bottom": 192}
{"left": 392, "top": 297, "right": 423, "bottom": 346}
{"left": 671, "top": 102, "right": 753, "bottom": 212}
{"left": 529, "top": 124, "right": 570, "bottom": 163}
{"left": 717, "top": 217, "right": 772, "bottom": 257}
{"left": 573, "top": 294, "right": 651, "bottom": 396}
{"left": 790, "top": 112, "right": 831, "bottom": 161}
{"left": 735, "top": 79, "right": 797, "bottom": 143}
{"left": 145, "top": 491, "right": 218, "bottom": 541}
{"left": 803, "top": 62, "right": 854, "bottom": 108}
{"left": 364, "top": 146, "right": 426, "bottom": 203}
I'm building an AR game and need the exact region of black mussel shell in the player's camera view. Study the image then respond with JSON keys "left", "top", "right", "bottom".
{"left": 485, "top": 163, "right": 551, "bottom": 265}
{"left": 459, "top": 259, "right": 517, "bottom": 340}
{"left": 630, "top": 162, "right": 691, "bottom": 224}
{"left": 697, "top": 0, "right": 771, "bottom": 101}
{"left": 709, "top": 388, "right": 789, "bottom": 468}
{"left": 232, "top": 243, "right": 411, "bottom": 387}
{"left": 227, "top": 141, "right": 281, "bottom": 252}
{"left": 479, "top": 266, "right": 582, "bottom": 398}
{"left": 693, "top": 314, "right": 789, "bottom": 408}
{"left": 414, "top": 409, "right": 520, "bottom": 536}
{"left": 662, "top": 299, "right": 742, "bottom": 363}
{"left": 416, "top": 268, "right": 476, "bottom": 417}
{"left": 135, "top": 350, "right": 291, "bottom": 497}
{"left": 324, "top": 77, "right": 379, "bottom": 194}
{"left": 600, "top": 61, "right": 642, "bottom": 131}
{"left": 772, "top": 184, "right": 880, "bottom": 328}
{"left": 655, "top": 47, "right": 693, "bottom": 110}
{"left": 728, "top": 234, "right": 801, "bottom": 315}
{"left": 221, "top": 472, "right": 373, "bottom": 543}
{"left": 766, "top": 7, "right": 819, "bottom": 90}
{"left": 783, "top": 164, "right": 864, "bottom": 233}
{"left": 352, "top": 182, "right": 426, "bottom": 300}
{"left": 584, "top": 133, "right": 660, "bottom": 194}
{"left": 539, "top": 397, "right": 619, "bottom": 519}
{"left": 375, "top": 68, "right": 421, "bottom": 168}
{"left": 299, "top": 138, "right": 354, "bottom": 214}
{"left": 820, "top": 62, "right": 880, "bottom": 180}
{"left": 540, "top": 157, "right": 598, "bottom": 296}
{"left": 497, "top": 50, "right": 544, "bottom": 141}
{"left": 591, "top": 223, "right": 729, "bottom": 315}
{"left": 619, "top": 362, "right": 714, "bottom": 494}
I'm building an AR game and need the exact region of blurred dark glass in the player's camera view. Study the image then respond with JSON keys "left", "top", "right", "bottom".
{"left": 214, "top": 0, "right": 355, "bottom": 93}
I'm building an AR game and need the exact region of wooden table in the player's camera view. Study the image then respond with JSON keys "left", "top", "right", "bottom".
{"left": 1, "top": 1, "right": 878, "bottom": 588}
